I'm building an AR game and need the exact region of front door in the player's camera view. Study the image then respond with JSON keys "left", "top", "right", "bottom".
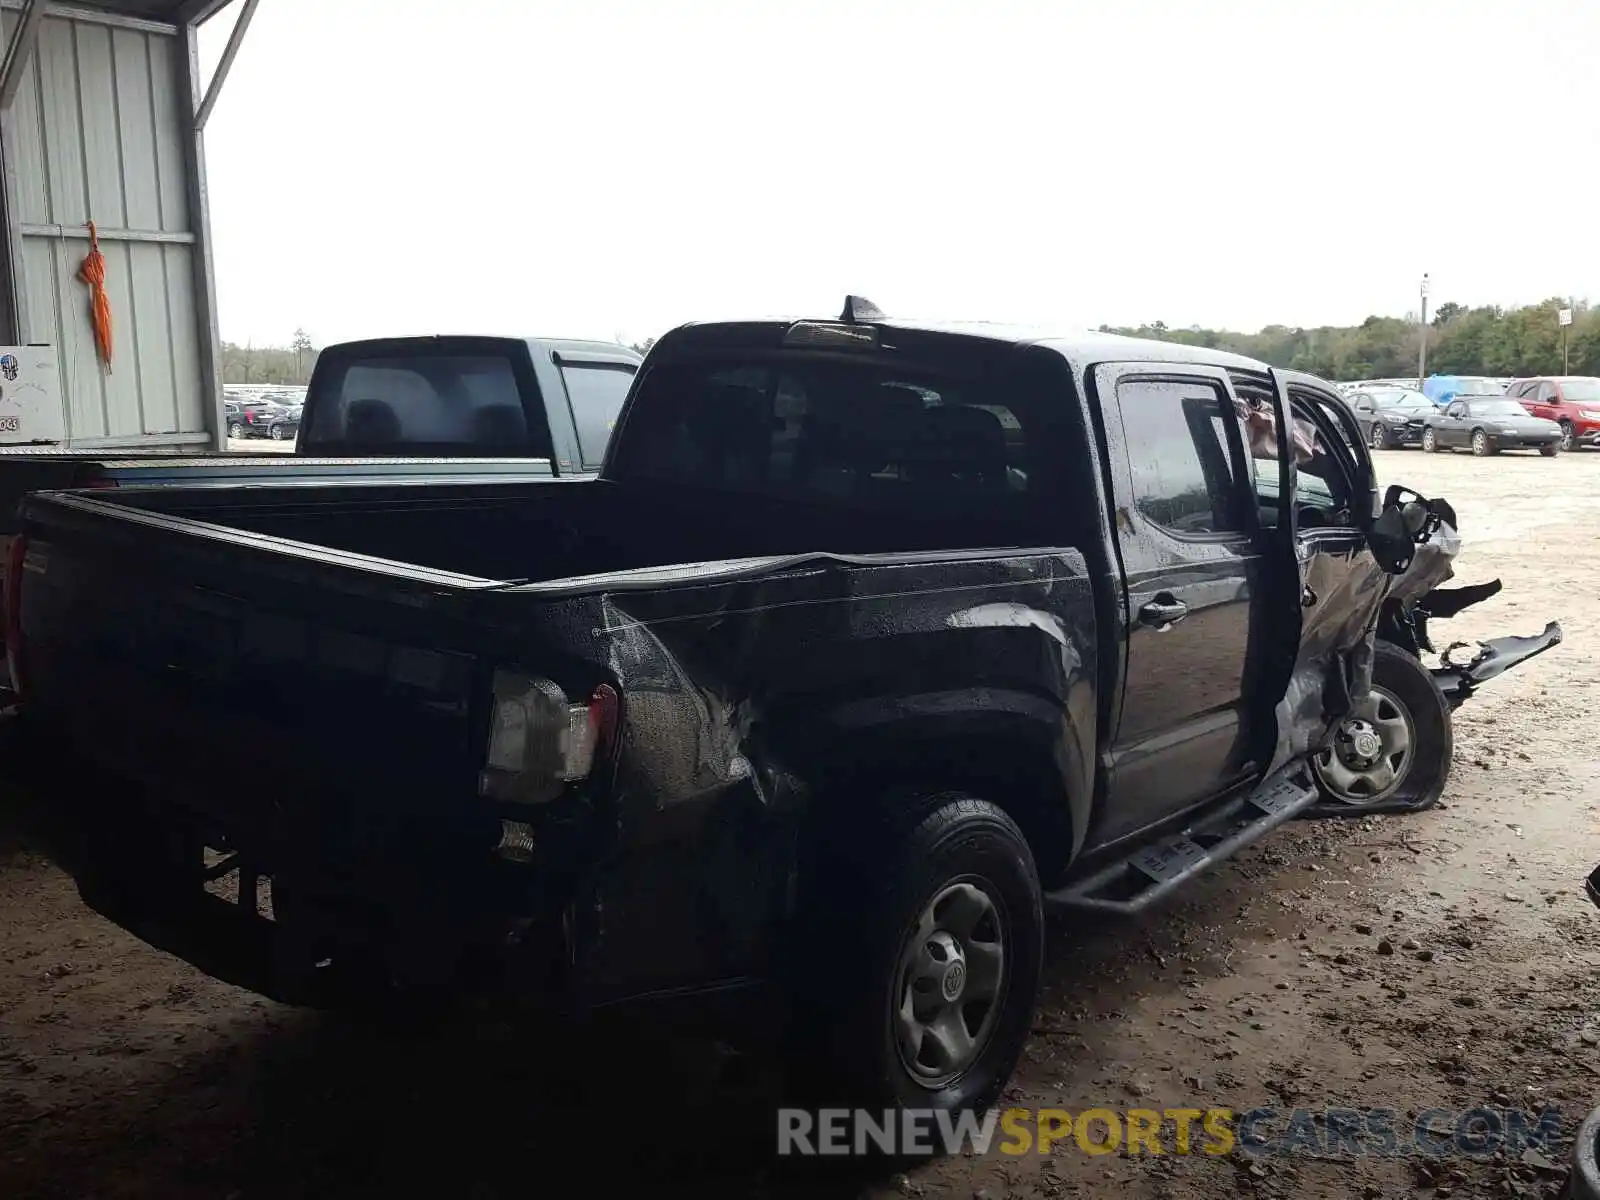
{"left": 1437, "top": 401, "right": 1470, "bottom": 447}
{"left": 1095, "top": 363, "right": 1265, "bottom": 845}
{"left": 1259, "top": 370, "right": 1391, "bottom": 773}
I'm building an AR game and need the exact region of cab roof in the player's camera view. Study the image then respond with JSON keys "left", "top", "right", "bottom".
{"left": 660, "top": 309, "right": 1274, "bottom": 376}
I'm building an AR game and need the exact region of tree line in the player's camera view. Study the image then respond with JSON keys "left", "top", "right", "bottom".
{"left": 225, "top": 301, "right": 1600, "bottom": 388}
{"left": 221, "top": 328, "right": 317, "bottom": 385}
{"left": 1101, "top": 297, "right": 1597, "bottom": 382}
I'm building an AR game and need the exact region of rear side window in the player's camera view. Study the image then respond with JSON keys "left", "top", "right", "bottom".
{"left": 1116, "top": 378, "right": 1249, "bottom": 535}
{"left": 612, "top": 359, "right": 1039, "bottom": 505}
{"left": 558, "top": 361, "right": 636, "bottom": 466}
{"left": 306, "top": 353, "right": 541, "bottom": 453}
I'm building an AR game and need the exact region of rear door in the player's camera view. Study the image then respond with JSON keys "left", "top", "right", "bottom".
{"left": 1095, "top": 362, "right": 1265, "bottom": 842}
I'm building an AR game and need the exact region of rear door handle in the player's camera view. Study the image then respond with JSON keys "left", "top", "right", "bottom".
{"left": 1138, "top": 595, "right": 1189, "bottom": 628}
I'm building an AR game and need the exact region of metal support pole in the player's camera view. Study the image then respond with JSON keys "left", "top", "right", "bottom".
{"left": 194, "top": 0, "right": 259, "bottom": 133}
{"left": 0, "top": 0, "right": 44, "bottom": 111}
{"left": 175, "top": 21, "right": 228, "bottom": 451}
{"left": 1416, "top": 274, "right": 1430, "bottom": 389}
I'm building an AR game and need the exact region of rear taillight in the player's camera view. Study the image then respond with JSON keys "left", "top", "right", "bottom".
{"left": 479, "top": 670, "right": 619, "bottom": 804}
{"left": 5, "top": 534, "right": 27, "bottom": 698}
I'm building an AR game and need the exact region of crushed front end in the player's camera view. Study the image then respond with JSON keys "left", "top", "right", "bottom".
{"left": 1375, "top": 490, "right": 1562, "bottom": 707}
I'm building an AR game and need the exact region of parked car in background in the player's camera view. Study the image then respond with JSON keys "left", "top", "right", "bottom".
{"left": 1422, "top": 375, "right": 1508, "bottom": 406}
{"left": 1506, "top": 377, "right": 1600, "bottom": 452}
{"left": 1422, "top": 396, "right": 1561, "bottom": 456}
{"left": 1347, "top": 387, "right": 1435, "bottom": 449}
{"left": 232, "top": 399, "right": 297, "bottom": 441}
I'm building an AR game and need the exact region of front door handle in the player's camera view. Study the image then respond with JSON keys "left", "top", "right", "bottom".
{"left": 1138, "top": 595, "right": 1189, "bottom": 628}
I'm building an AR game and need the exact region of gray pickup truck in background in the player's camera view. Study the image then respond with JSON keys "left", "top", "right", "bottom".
{"left": 0, "top": 334, "right": 640, "bottom": 692}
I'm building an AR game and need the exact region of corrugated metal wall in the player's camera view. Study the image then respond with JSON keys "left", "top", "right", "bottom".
{"left": 1, "top": 5, "right": 209, "bottom": 447}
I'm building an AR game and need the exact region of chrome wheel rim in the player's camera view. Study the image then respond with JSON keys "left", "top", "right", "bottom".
{"left": 1561, "top": 425, "right": 1574, "bottom": 452}
{"left": 1313, "top": 685, "right": 1415, "bottom": 805}
{"left": 1473, "top": 431, "right": 1488, "bottom": 455}
{"left": 892, "top": 879, "right": 1007, "bottom": 1089}
{"left": 1423, "top": 429, "right": 1435, "bottom": 451}
{"left": 1371, "top": 425, "right": 1385, "bottom": 449}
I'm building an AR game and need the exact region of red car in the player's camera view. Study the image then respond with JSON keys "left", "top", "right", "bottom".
{"left": 1507, "top": 377, "right": 1600, "bottom": 451}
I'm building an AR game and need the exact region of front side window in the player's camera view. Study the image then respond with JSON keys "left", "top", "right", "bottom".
{"left": 1116, "top": 378, "right": 1249, "bottom": 536}
{"left": 1560, "top": 380, "right": 1600, "bottom": 403}
{"left": 559, "top": 362, "right": 637, "bottom": 465}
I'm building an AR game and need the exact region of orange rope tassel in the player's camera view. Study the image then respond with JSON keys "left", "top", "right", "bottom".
{"left": 79, "top": 221, "right": 113, "bottom": 370}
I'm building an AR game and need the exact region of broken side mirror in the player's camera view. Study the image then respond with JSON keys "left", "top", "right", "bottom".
{"left": 1368, "top": 507, "right": 1416, "bottom": 574}
{"left": 1370, "top": 484, "right": 1453, "bottom": 573}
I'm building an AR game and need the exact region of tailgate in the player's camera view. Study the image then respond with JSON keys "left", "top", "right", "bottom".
{"left": 15, "top": 494, "right": 504, "bottom": 871}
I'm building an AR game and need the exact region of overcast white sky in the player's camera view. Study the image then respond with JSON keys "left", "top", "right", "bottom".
{"left": 199, "top": 0, "right": 1599, "bottom": 349}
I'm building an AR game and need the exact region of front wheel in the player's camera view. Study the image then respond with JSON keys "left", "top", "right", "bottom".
{"left": 1370, "top": 423, "right": 1388, "bottom": 451}
{"left": 1560, "top": 420, "right": 1575, "bottom": 452}
{"left": 1541, "top": 442, "right": 1559, "bottom": 457}
{"left": 1422, "top": 427, "right": 1439, "bottom": 453}
{"left": 1312, "top": 641, "right": 1453, "bottom": 814}
{"left": 1471, "top": 429, "right": 1494, "bottom": 457}
{"left": 788, "top": 794, "right": 1044, "bottom": 1117}
{"left": 228, "top": 422, "right": 244, "bottom": 439}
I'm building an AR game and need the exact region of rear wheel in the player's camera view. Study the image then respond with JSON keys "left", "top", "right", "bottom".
{"left": 228, "top": 422, "right": 244, "bottom": 439}
{"left": 1471, "top": 429, "right": 1494, "bottom": 457}
{"left": 788, "top": 794, "right": 1044, "bottom": 1117}
{"left": 1560, "top": 420, "right": 1575, "bottom": 452}
{"left": 1422, "top": 426, "right": 1439, "bottom": 453}
{"left": 1541, "top": 442, "right": 1559, "bottom": 457}
{"left": 1312, "top": 641, "right": 1453, "bottom": 814}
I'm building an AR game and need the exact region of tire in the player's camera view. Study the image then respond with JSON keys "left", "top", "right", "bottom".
{"left": 1369, "top": 423, "right": 1388, "bottom": 451}
{"left": 787, "top": 794, "right": 1044, "bottom": 1118}
{"left": 228, "top": 422, "right": 244, "bottom": 439}
{"left": 1560, "top": 421, "right": 1575, "bottom": 452}
{"left": 1422, "top": 426, "right": 1439, "bottom": 453}
{"left": 1471, "top": 429, "right": 1494, "bottom": 457}
{"left": 1311, "top": 641, "right": 1453, "bottom": 815}
{"left": 1541, "top": 442, "right": 1558, "bottom": 457}
{"left": 269, "top": 423, "right": 286, "bottom": 440}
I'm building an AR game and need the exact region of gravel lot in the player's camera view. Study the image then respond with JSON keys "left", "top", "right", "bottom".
{"left": 1, "top": 448, "right": 1597, "bottom": 1199}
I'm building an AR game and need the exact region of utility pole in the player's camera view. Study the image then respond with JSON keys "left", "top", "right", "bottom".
{"left": 1417, "top": 274, "right": 1430, "bottom": 389}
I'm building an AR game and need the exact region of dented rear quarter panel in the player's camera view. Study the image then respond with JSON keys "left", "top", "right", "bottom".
{"left": 493, "top": 550, "right": 1098, "bottom": 1003}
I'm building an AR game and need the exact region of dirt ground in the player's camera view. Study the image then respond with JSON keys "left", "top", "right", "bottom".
{"left": 2, "top": 448, "right": 1598, "bottom": 1199}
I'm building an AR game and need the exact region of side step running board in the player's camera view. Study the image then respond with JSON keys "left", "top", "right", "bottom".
{"left": 1043, "top": 769, "right": 1319, "bottom": 916}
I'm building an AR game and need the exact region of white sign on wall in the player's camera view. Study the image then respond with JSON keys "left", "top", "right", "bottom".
{"left": 0, "top": 346, "right": 64, "bottom": 444}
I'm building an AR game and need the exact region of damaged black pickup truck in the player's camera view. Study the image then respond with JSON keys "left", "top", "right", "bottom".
{"left": 7, "top": 301, "right": 1560, "bottom": 1116}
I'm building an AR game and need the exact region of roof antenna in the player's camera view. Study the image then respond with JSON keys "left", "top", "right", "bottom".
{"left": 840, "top": 295, "right": 885, "bottom": 323}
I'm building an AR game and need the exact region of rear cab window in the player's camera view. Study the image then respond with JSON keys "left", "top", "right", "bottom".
{"left": 304, "top": 341, "right": 551, "bottom": 456}
{"left": 608, "top": 341, "right": 1078, "bottom": 543}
